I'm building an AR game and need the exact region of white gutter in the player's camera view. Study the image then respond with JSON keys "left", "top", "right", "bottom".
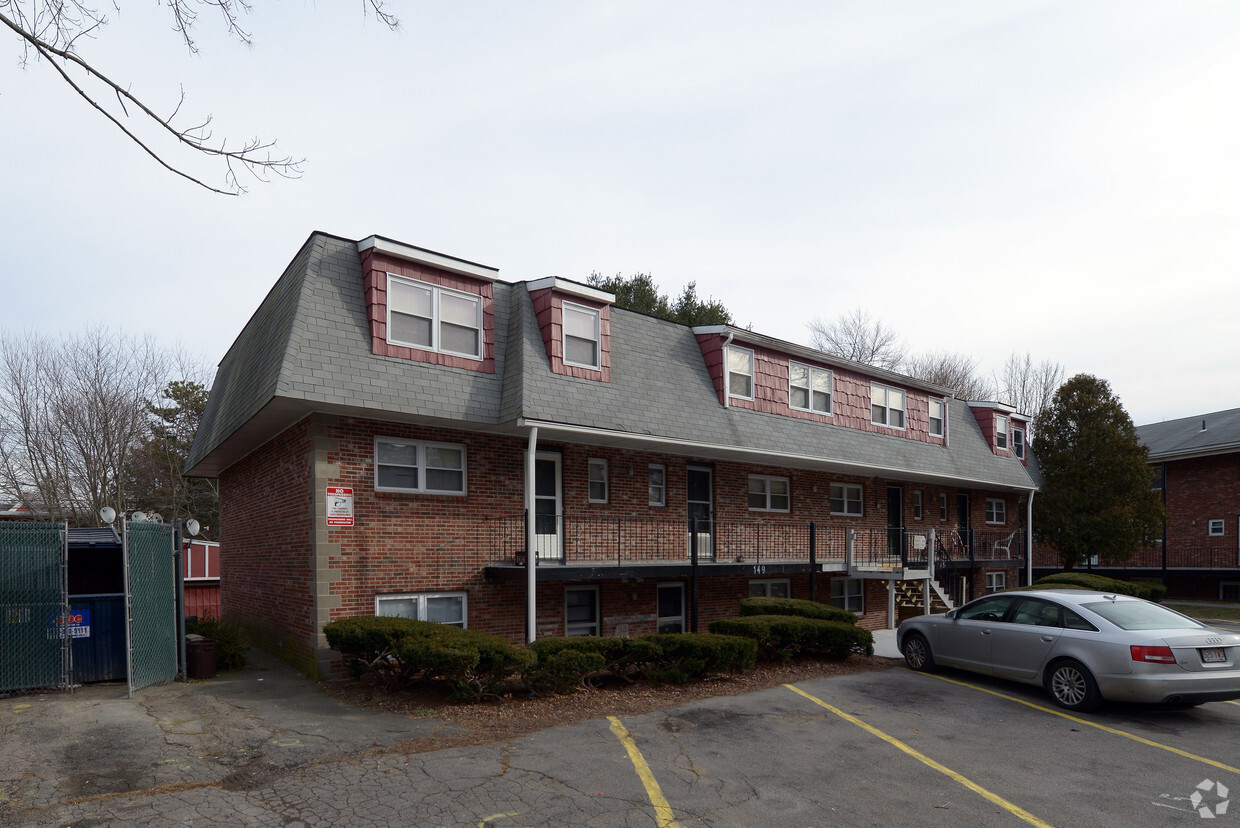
{"left": 515, "top": 418, "right": 1038, "bottom": 494}
{"left": 1026, "top": 490, "right": 1035, "bottom": 586}
{"left": 721, "top": 332, "right": 735, "bottom": 409}
{"left": 525, "top": 426, "right": 538, "bottom": 643}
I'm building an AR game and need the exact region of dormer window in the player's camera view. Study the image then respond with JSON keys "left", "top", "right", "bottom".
{"left": 928, "top": 398, "right": 945, "bottom": 438}
{"left": 996, "top": 415, "right": 1009, "bottom": 450}
{"left": 563, "top": 302, "right": 600, "bottom": 369}
{"left": 790, "top": 362, "right": 832, "bottom": 415}
{"left": 728, "top": 346, "right": 754, "bottom": 399}
{"left": 871, "top": 383, "right": 905, "bottom": 429}
{"left": 387, "top": 274, "right": 482, "bottom": 359}
{"left": 1012, "top": 426, "right": 1025, "bottom": 459}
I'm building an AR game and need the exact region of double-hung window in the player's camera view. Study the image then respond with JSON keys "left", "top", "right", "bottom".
{"left": 913, "top": 491, "right": 923, "bottom": 521}
{"left": 939, "top": 493, "right": 948, "bottom": 521}
{"left": 748, "top": 475, "right": 790, "bottom": 512}
{"left": 1012, "top": 427, "right": 1025, "bottom": 459}
{"left": 588, "top": 458, "right": 608, "bottom": 503}
{"left": 375, "top": 437, "right": 466, "bottom": 494}
{"left": 830, "top": 579, "right": 864, "bottom": 614}
{"left": 563, "top": 301, "right": 600, "bottom": 369}
{"left": 566, "top": 586, "right": 600, "bottom": 636}
{"left": 985, "top": 498, "right": 1006, "bottom": 524}
{"left": 996, "top": 415, "right": 1009, "bottom": 450}
{"left": 830, "top": 483, "right": 863, "bottom": 517}
{"left": 928, "top": 398, "right": 945, "bottom": 438}
{"left": 387, "top": 274, "right": 482, "bottom": 358}
{"left": 871, "top": 383, "right": 905, "bottom": 429}
{"left": 985, "top": 572, "right": 1006, "bottom": 593}
{"left": 789, "top": 362, "right": 832, "bottom": 414}
{"left": 376, "top": 592, "right": 467, "bottom": 627}
{"left": 728, "top": 346, "right": 754, "bottom": 399}
{"left": 648, "top": 464, "right": 666, "bottom": 507}
{"left": 1209, "top": 519, "right": 1225, "bottom": 537}
{"left": 749, "top": 579, "right": 790, "bottom": 598}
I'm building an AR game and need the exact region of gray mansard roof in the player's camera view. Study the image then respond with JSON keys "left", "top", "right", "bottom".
{"left": 1137, "top": 408, "right": 1240, "bottom": 462}
{"left": 186, "top": 231, "right": 1037, "bottom": 493}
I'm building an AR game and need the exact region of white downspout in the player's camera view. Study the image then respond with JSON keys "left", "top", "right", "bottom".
{"left": 721, "top": 331, "right": 735, "bottom": 408}
{"left": 525, "top": 427, "right": 539, "bottom": 643}
{"left": 1026, "top": 490, "right": 1035, "bottom": 587}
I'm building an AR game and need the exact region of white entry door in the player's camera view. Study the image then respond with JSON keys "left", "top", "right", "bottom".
{"left": 533, "top": 452, "right": 562, "bottom": 561}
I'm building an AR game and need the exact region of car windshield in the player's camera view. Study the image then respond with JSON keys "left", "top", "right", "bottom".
{"left": 1081, "top": 600, "right": 1202, "bottom": 631}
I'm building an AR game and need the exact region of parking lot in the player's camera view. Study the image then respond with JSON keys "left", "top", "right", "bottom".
{"left": 5, "top": 652, "right": 1239, "bottom": 827}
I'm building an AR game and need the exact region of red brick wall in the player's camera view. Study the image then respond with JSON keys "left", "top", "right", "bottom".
{"left": 360, "top": 248, "right": 496, "bottom": 372}
{"left": 219, "top": 418, "right": 315, "bottom": 662}
{"left": 694, "top": 332, "right": 946, "bottom": 445}
{"left": 1164, "top": 454, "right": 1240, "bottom": 550}
{"left": 529, "top": 287, "right": 612, "bottom": 382}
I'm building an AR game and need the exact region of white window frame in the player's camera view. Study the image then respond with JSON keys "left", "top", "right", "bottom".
{"left": 588, "top": 458, "right": 609, "bottom": 504}
{"left": 749, "top": 579, "right": 791, "bottom": 598}
{"left": 913, "top": 490, "right": 923, "bottom": 521}
{"left": 727, "top": 345, "right": 755, "bottom": 400}
{"left": 996, "top": 415, "right": 1009, "bottom": 450}
{"left": 748, "top": 474, "right": 790, "bottom": 512}
{"left": 928, "top": 398, "right": 945, "bottom": 438}
{"left": 985, "top": 498, "right": 1006, "bottom": 525}
{"left": 1012, "top": 426, "right": 1025, "bottom": 459}
{"left": 830, "top": 483, "right": 863, "bottom": 517}
{"left": 656, "top": 582, "right": 685, "bottom": 634}
{"left": 562, "top": 301, "right": 601, "bottom": 370}
{"left": 1208, "top": 519, "right": 1225, "bottom": 537}
{"left": 830, "top": 578, "right": 864, "bottom": 614}
{"left": 789, "top": 361, "right": 832, "bottom": 415}
{"left": 374, "top": 436, "right": 467, "bottom": 495}
{"left": 648, "top": 464, "right": 666, "bottom": 507}
{"left": 375, "top": 591, "right": 467, "bottom": 628}
{"left": 939, "top": 492, "right": 948, "bottom": 522}
{"left": 565, "top": 585, "right": 600, "bottom": 636}
{"left": 985, "top": 572, "right": 1006, "bottom": 593}
{"left": 871, "top": 383, "right": 906, "bottom": 429}
{"left": 386, "top": 274, "right": 482, "bottom": 359}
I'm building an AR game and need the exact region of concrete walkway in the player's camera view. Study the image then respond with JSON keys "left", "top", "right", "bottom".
{"left": 872, "top": 627, "right": 901, "bottom": 659}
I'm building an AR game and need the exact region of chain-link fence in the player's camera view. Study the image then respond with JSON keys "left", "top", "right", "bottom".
{"left": 125, "top": 521, "right": 177, "bottom": 695}
{"left": 0, "top": 522, "right": 68, "bottom": 694}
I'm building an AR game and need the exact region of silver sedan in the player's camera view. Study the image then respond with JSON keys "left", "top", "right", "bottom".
{"left": 897, "top": 589, "right": 1240, "bottom": 711}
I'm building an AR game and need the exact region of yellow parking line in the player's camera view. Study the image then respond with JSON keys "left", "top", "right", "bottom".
{"left": 784, "top": 684, "right": 1053, "bottom": 828}
{"left": 607, "top": 716, "right": 680, "bottom": 828}
{"left": 918, "top": 671, "right": 1240, "bottom": 776}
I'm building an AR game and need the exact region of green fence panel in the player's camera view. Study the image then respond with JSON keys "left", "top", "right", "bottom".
{"left": 126, "top": 522, "right": 177, "bottom": 694}
{"left": 0, "top": 522, "right": 67, "bottom": 694}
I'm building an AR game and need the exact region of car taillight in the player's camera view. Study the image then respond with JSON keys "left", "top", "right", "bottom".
{"left": 1131, "top": 645, "right": 1177, "bottom": 664}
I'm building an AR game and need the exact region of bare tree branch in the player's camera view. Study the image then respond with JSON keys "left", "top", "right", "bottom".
{"left": 998, "top": 351, "right": 1065, "bottom": 432}
{"left": 903, "top": 351, "right": 996, "bottom": 401}
{"left": 807, "top": 308, "right": 907, "bottom": 371}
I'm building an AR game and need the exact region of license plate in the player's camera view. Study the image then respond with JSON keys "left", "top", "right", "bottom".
{"left": 1201, "top": 648, "right": 1226, "bottom": 663}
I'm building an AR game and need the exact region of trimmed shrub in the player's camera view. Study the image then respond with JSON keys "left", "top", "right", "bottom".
{"left": 638, "top": 632, "right": 757, "bottom": 684}
{"left": 740, "top": 597, "right": 857, "bottom": 625}
{"left": 522, "top": 649, "right": 607, "bottom": 696}
{"left": 323, "top": 616, "right": 427, "bottom": 688}
{"left": 710, "top": 614, "right": 874, "bottom": 660}
{"left": 1035, "top": 572, "right": 1166, "bottom": 602}
{"left": 528, "top": 636, "right": 658, "bottom": 682}
{"left": 186, "top": 615, "right": 247, "bottom": 671}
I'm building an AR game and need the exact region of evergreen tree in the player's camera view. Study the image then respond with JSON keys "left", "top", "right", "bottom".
{"left": 588, "top": 272, "right": 734, "bottom": 326}
{"left": 1032, "top": 374, "right": 1164, "bottom": 568}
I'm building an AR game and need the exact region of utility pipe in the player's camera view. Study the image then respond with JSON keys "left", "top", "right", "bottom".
{"left": 525, "top": 427, "right": 539, "bottom": 643}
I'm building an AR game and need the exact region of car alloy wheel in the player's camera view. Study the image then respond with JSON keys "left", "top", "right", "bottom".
{"left": 1046, "top": 659, "right": 1100, "bottom": 712}
{"left": 903, "top": 632, "right": 935, "bottom": 672}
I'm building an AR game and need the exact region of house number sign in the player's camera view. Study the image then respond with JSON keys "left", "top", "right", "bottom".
{"left": 326, "top": 487, "right": 354, "bottom": 527}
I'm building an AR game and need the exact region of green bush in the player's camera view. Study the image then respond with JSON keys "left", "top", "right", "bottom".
{"left": 637, "top": 632, "right": 757, "bottom": 684}
{"left": 710, "top": 615, "right": 874, "bottom": 660}
{"left": 1035, "top": 572, "right": 1166, "bottom": 602}
{"left": 528, "top": 636, "right": 658, "bottom": 682}
{"left": 323, "top": 616, "right": 427, "bottom": 687}
{"left": 740, "top": 597, "right": 857, "bottom": 625}
{"left": 522, "top": 649, "right": 607, "bottom": 695}
{"left": 186, "top": 615, "right": 247, "bottom": 671}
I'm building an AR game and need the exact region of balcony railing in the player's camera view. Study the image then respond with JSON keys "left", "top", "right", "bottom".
{"left": 1032, "top": 545, "right": 1240, "bottom": 571}
{"left": 850, "top": 527, "right": 1027, "bottom": 570}
{"left": 485, "top": 514, "right": 849, "bottom": 568}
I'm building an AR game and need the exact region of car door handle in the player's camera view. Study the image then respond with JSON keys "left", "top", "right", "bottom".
{"left": 1041, "top": 636, "right": 1055, "bottom": 642}
{"left": 980, "top": 630, "right": 992, "bottom": 635}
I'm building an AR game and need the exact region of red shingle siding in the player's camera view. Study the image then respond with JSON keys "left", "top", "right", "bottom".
{"left": 529, "top": 287, "right": 612, "bottom": 382}
{"left": 360, "top": 249, "right": 496, "bottom": 373}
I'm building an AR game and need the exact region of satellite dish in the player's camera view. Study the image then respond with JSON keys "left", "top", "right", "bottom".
{"left": 130, "top": 511, "right": 148, "bottom": 523}
{"left": 185, "top": 519, "right": 200, "bottom": 537}
{"left": 99, "top": 506, "right": 116, "bottom": 525}
{"left": 149, "top": 512, "right": 164, "bottom": 524}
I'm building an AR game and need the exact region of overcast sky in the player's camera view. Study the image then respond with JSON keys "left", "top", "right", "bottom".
{"left": 2, "top": 1, "right": 1237, "bottom": 426}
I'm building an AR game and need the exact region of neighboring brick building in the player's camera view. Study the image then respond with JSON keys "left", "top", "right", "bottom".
{"left": 185, "top": 232, "right": 1039, "bottom": 677}
{"left": 1033, "top": 407, "right": 1240, "bottom": 599}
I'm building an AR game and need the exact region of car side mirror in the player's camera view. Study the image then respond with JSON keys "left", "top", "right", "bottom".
{"left": 945, "top": 609, "right": 958, "bottom": 620}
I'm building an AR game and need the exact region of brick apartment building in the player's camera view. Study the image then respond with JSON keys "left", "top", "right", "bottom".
{"left": 185, "top": 232, "right": 1039, "bottom": 677}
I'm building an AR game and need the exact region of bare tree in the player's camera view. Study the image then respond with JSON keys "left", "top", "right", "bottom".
{"left": 997, "top": 352, "right": 1065, "bottom": 430}
{"left": 0, "top": 327, "right": 166, "bottom": 524}
{"left": 903, "top": 351, "right": 996, "bottom": 401}
{"left": 807, "top": 308, "right": 906, "bottom": 371}
{"left": 1, "top": 1, "right": 399, "bottom": 195}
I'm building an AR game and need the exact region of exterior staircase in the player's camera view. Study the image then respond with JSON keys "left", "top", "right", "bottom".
{"left": 889, "top": 578, "right": 955, "bottom": 614}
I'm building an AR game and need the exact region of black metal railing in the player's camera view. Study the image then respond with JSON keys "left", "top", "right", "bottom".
{"left": 1031, "top": 544, "right": 1240, "bottom": 571}
{"left": 851, "top": 527, "right": 1027, "bottom": 570}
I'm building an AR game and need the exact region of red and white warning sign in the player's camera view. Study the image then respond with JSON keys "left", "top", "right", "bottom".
{"left": 326, "top": 487, "right": 354, "bottom": 526}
